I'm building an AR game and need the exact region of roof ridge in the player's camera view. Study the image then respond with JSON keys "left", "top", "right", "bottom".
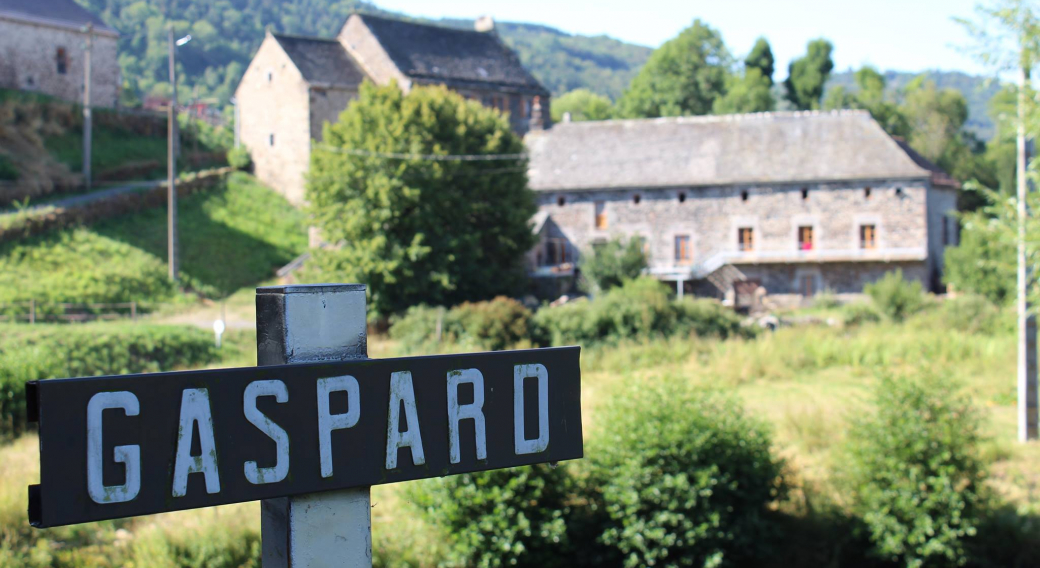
{"left": 272, "top": 32, "right": 340, "bottom": 43}
{"left": 557, "top": 109, "right": 873, "bottom": 128}
{"left": 356, "top": 12, "right": 490, "bottom": 36}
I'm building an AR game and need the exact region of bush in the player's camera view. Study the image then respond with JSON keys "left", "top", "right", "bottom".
{"left": 590, "top": 377, "right": 786, "bottom": 567}
{"left": 390, "top": 297, "right": 532, "bottom": 353}
{"left": 227, "top": 145, "right": 252, "bottom": 170}
{"left": 846, "top": 373, "right": 986, "bottom": 567}
{"left": 408, "top": 464, "right": 574, "bottom": 568}
{"left": 0, "top": 153, "right": 17, "bottom": 181}
{"left": 0, "top": 323, "right": 219, "bottom": 439}
{"left": 841, "top": 302, "right": 882, "bottom": 327}
{"left": 943, "top": 210, "right": 1014, "bottom": 305}
{"left": 865, "top": 269, "right": 928, "bottom": 322}
{"left": 533, "top": 278, "right": 750, "bottom": 346}
{"left": 914, "top": 294, "right": 1012, "bottom": 337}
{"left": 579, "top": 237, "right": 648, "bottom": 293}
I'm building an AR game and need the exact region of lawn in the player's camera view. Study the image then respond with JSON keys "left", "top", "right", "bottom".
{"left": 0, "top": 172, "right": 308, "bottom": 313}
{"left": 1, "top": 308, "right": 1037, "bottom": 566}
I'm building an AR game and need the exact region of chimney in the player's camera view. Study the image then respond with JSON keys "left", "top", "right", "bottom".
{"left": 475, "top": 15, "right": 495, "bottom": 33}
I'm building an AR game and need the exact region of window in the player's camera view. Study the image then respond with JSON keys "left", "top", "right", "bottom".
{"left": 269, "top": 133, "right": 275, "bottom": 147}
{"left": 860, "top": 224, "right": 877, "bottom": 249}
{"left": 798, "top": 226, "right": 814, "bottom": 250}
{"left": 594, "top": 201, "right": 607, "bottom": 229}
{"left": 801, "top": 187, "right": 809, "bottom": 200}
{"left": 675, "top": 235, "right": 691, "bottom": 264}
{"left": 544, "top": 239, "right": 568, "bottom": 266}
{"left": 633, "top": 194, "right": 641, "bottom": 205}
{"left": 557, "top": 196, "right": 565, "bottom": 207}
{"left": 678, "top": 192, "right": 686, "bottom": 203}
{"left": 895, "top": 187, "right": 904, "bottom": 197}
{"left": 741, "top": 190, "right": 749, "bottom": 202}
{"left": 738, "top": 228, "right": 754, "bottom": 251}
{"left": 56, "top": 48, "right": 68, "bottom": 75}
{"left": 799, "top": 274, "right": 817, "bottom": 297}
{"left": 864, "top": 187, "right": 872, "bottom": 199}
{"left": 267, "top": 71, "right": 273, "bottom": 83}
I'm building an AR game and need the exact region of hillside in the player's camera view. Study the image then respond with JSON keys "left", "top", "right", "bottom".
{"left": 0, "top": 172, "right": 307, "bottom": 314}
{"left": 827, "top": 69, "right": 1002, "bottom": 139}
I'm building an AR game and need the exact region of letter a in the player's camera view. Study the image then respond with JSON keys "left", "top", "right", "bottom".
{"left": 385, "top": 371, "right": 425, "bottom": 470}
{"left": 172, "top": 388, "right": 221, "bottom": 497}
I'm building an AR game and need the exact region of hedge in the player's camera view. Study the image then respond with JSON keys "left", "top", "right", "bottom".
{"left": 0, "top": 323, "right": 219, "bottom": 439}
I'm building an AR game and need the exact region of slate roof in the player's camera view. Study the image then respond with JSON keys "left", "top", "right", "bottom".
{"left": 356, "top": 14, "right": 548, "bottom": 94}
{"left": 273, "top": 34, "right": 367, "bottom": 88}
{"left": 0, "top": 0, "right": 117, "bottom": 35}
{"left": 526, "top": 110, "right": 955, "bottom": 191}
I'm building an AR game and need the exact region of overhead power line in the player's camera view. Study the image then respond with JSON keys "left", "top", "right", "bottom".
{"left": 314, "top": 144, "right": 528, "bottom": 162}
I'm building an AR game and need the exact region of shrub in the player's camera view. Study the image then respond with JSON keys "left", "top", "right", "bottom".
{"left": 846, "top": 373, "right": 986, "bottom": 567}
{"left": 590, "top": 377, "right": 786, "bottom": 567}
{"left": 408, "top": 464, "right": 574, "bottom": 568}
{"left": 910, "top": 294, "right": 1012, "bottom": 337}
{"left": 0, "top": 323, "right": 219, "bottom": 439}
{"left": 943, "top": 209, "right": 1014, "bottom": 305}
{"left": 841, "top": 302, "right": 882, "bottom": 327}
{"left": 865, "top": 269, "right": 928, "bottom": 322}
{"left": 227, "top": 145, "right": 252, "bottom": 170}
{"left": 579, "top": 237, "right": 648, "bottom": 293}
{"left": 390, "top": 297, "right": 532, "bottom": 353}
{"left": 532, "top": 278, "right": 751, "bottom": 346}
{"left": 0, "top": 153, "right": 17, "bottom": 181}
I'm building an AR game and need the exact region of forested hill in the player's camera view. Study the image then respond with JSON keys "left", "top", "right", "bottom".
{"left": 77, "top": 0, "right": 996, "bottom": 137}
{"left": 74, "top": 0, "right": 651, "bottom": 105}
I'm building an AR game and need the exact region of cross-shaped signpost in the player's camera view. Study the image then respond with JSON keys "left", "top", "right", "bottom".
{"left": 26, "top": 284, "right": 583, "bottom": 567}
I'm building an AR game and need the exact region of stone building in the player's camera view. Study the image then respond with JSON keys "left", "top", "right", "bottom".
{"left": 0, "top": 0, "right": 120, "bottom": 107}
{"left": 236, "top": 13, "right": 551, "bottom": 205}
{"left": 525, "top": 110, "right": 960, "bottom": 301}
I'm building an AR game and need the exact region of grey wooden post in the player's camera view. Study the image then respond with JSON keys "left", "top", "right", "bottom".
{"left": 256, "top": 284, "right": 373, "bottom": 567}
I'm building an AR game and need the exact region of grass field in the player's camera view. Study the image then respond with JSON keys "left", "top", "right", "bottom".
{"left": 1, "top": 305, "right": 1037, "bottom": 567}
{"left": 0, "top": 172, "right": 308, "bottom": 311}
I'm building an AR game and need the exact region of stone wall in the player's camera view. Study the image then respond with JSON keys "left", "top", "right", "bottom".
{"left": 531, "top": 179, "right": 953, "bottom": 294}
{"left": 738, "top": 261, "right": 929, "bottom": 296}
{"left": 926, "top": 185, "right": 959, "bottom": 289}
{"left": 235, "top": 36, "right": 312, "bottom": 205}
{"left": 309, "top": 86, "right": 357, "bottom": 142}
{"left": 0, "top": 18, "right": 119, "bottom": 107}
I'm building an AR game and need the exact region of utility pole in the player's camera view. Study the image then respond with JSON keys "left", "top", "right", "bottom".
{"left": 167, "top": 26, "right": 179, "bottom": 282}
{"left": 1018, "top": 63, "right": 1037, "bottom": 442}
{"left": 82, "top": 24, "right": 92, "bottom": 191}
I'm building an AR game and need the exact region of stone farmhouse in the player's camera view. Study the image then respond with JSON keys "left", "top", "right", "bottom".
{"left": 236, "top": 13, "right": 551, "bottom": 205}
{"left": 0, "top": 0, "right": 119, "bottom": 107}
{"left": 525, "top": 110, "right": 960, "bottom": 302}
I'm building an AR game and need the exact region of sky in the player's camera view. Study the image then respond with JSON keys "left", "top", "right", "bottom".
{"left": 372, "top": 0, "right": 997, "bottom": 78}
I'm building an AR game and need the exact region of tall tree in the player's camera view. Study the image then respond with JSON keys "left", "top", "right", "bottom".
{"left": 713, "top": 68, "right": 775, "bottom": 114}
{"left": 551, "top": 89, "right": 615, "bottom": 122}
{"left": 823, "top": 66, "right": 909, "bottom": 136}
{"left": 303, "top": 82, "right": 536, "bottom": 316}
{"left": 744, "top": 37, "right": 775, "bottom": 85}
{"left": 784, "top": 39, "right": 835, "bottom": 110}
{"left": 617, "top": 19, "right": 732, "bottom": 118}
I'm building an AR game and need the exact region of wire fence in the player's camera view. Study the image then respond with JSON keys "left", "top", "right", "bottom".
{"left": 0, "top": 301, "right": 143, "bottom": 324}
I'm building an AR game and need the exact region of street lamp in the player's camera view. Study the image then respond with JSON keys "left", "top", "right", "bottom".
{"left": 167, "top": 29, "right": 191, "bottom": 282}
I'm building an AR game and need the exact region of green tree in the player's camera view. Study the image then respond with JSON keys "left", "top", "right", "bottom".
{"left": 303, "top": 82, "right": 537, "bottom": 316}
{"left": 550, "top": 88, "right": 615, "bottom": 122}
{"left": 822, "top": 66, "right": 909, "bottom": 136}
{"left": 744, "top": 37, "right": 775, "bottom": 84}
{"left": 616, "top": 19, "right": 732, "bottom": 118}
{"left": 945, "top": 207, "right": 1016, "bottom": 304}
{"left": 578, "top": 237, "right": 648, "bottom": 293}
{"left": 713, "top": 67, "right": 775, "bottom": 114}
{"left": 784, "top": 39, "right": 834, "bottom": 110}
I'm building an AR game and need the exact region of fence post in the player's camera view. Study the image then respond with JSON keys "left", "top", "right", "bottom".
{"left": 29, "top": 299, "right": 35, "bottom": 325}
{"left": 256, "top": 284, "right": 372, "bottom": 568}
{"left": 131, "top": 301, "right": 137, "bottom": 321}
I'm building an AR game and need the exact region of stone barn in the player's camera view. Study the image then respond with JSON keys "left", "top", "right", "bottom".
{"left": 524, "top": 110, "right": 960, "bottom": 303}
{"left": 236, "top": 13, "right": 551, "bottom": 205}
{"left": 0, "top": 0, "right": 120, "bottom": 107}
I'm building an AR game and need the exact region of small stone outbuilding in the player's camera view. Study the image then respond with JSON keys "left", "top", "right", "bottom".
{"left": 236, "top": 13, "right": 551, "bottom": 205}
{"left": 0, "top": 0, "right": 120, "bottom": 107}
{"left": 525, "top": 110, "right": 960, "bottom": 302}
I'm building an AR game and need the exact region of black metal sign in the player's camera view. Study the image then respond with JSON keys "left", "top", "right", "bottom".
{"left": 27, "top": 347, "right": 581, "bottom": 528}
